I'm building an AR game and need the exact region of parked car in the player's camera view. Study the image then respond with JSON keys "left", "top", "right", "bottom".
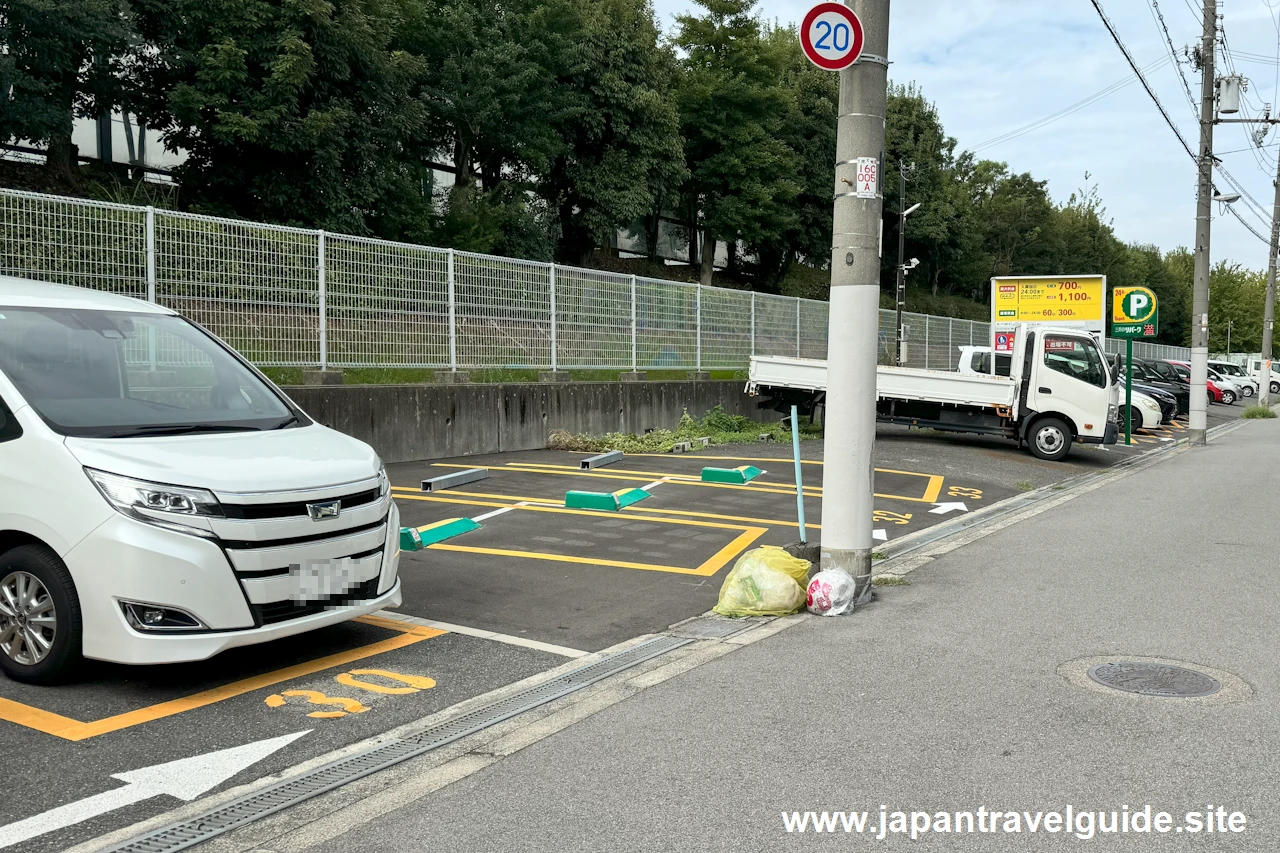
{"left": 1149, "top": 358, "right": 1228, "bottom": 405}
{"left": 1129, "top": 360, "right": 1190, "bottom": 417}
{"left": 1168, "top": 360, "right": 1240, "bottom": 404}
{"left": 0, "top": 277, "right": 403, "bottom": 683}
{"left": 1209, "top": 359, "right": 1257, "bottom": 398}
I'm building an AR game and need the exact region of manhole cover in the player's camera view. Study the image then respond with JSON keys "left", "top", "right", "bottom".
{"left": 1087, "top": 661, "right": 1222, "bottom": 698}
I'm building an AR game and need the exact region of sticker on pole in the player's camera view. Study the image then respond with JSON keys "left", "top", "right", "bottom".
{"left": 994, "top": 332, "right": 1016, "bottom": 353}
{"left": 800, "top": 3, "right": 865, "bottom": 71}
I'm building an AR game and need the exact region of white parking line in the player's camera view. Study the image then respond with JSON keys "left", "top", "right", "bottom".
{"left": 373, "top": 610, "right": 588, "bottom": 658}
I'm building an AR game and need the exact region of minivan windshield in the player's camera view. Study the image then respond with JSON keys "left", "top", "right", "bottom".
{"left": 0, "top": 307, "right": 298, "bottom": 438}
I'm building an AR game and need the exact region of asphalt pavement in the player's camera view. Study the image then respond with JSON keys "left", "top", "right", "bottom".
{"left": 291, "top": 415, "right": 1280, "bottom": 852}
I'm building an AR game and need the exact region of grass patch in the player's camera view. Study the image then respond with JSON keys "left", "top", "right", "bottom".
{"left": 872, "top": 574, "right": 910, "bottom": 587}
{"left": 1015, "top": 480, "right": 1035, "bottom": 492}
{"left": 871, "top": 551, "right": 889, "bottom": 560}
{"left": 1051, "top": 484, "right": 1066, "bottom": 491}
{"left": 1241, "top": 405, "right": 1278, "bottom": 419}
{"left": 547, "top": 405, "right": 821, "bottom": 453}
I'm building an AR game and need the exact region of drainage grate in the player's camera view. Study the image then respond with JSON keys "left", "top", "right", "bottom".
{"left": 668, "top": 616, "right": 767, "bottom": 640}
{"left": 106, "top": 634, "right": 692, "bottom": 853}
{"left": 1088, "top": 661, "right": 1222, "bottom": 698}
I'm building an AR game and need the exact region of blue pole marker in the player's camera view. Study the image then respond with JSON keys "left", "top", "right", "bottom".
{"left": 791, "top": 405, "right": 807, "bottom": 543}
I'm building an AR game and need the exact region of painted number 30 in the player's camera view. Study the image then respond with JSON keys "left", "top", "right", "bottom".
{"left": 265, "top": 669, "right": 437, "bottom": 719}
{"left": 813, "top": 20, "right": 851, "bottom": 51}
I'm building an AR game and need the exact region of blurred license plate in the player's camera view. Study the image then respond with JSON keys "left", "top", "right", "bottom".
{"left": 291, "top": 558, "right": 361, "bottom": 602}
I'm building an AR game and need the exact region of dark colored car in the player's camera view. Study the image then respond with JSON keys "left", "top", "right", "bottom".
{"left": 1131, "top": 359, "right": 1191, "bottom": 416}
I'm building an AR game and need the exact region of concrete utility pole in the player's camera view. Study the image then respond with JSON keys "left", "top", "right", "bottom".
{"left": 895, "top": 165, "right": 906, "bottom": 366}
{"left": 1189, "top": 0, "right": 1217, "bottom": 446}
{"left": 822, "top": 0, "right": 888, "bottom": 603}
{"left": 1262, "top": 148, "right": 1279, "bottom": 407}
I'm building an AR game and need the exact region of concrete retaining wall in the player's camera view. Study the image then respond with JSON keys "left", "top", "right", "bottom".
{"left": 282, "top": 381, "right": 766, "bottom": 463}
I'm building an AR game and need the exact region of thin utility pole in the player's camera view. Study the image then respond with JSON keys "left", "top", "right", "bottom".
{"left": 822, "top": 0, "right": 889, "bottom": 604}
{"left": 1262, "top": 147, "right": 1279, "bottom": 407}
{"left": 895, "top": 165, "right": 906, "bottom": 366}
{"left": 1189, "top": 0, "right": 1216, "bottom": 446}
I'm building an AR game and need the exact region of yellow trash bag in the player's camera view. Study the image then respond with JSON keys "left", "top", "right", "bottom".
{"left": 712, "top": 546, "right": 811, "bottom": 617}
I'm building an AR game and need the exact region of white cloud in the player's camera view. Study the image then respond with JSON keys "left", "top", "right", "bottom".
{"left": 653, "top": 0, "right": 1280, "bottom": 269}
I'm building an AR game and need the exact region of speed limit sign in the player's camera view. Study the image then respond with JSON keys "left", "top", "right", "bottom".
{"left": 799, "top": 3, "right": 865, "bottom": 71}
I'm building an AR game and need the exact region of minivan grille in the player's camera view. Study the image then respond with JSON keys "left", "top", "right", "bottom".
{"left": 221, "top": 487, "right": 380, "bottom": 520}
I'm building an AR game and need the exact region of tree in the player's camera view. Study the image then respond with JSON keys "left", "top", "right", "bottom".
{"left": 0, "top": 0, "right": 132, "bottom": 184}
{"left": 674, "top": 0, "right": 797, "bottom": 286}
{"left": 131, "top": 0, "right": 429, "bottom": 236}
{"left": 538, "top": 0, "right": 685, "bottom": 265}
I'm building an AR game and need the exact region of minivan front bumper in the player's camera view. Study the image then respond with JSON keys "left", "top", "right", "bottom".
{"left": 64, "top": 504, "right": 403, "bottom": 665}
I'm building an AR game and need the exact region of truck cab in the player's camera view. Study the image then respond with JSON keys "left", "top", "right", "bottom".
{"left": 1012, "top": 330, "right": 1119, "bottom": 459}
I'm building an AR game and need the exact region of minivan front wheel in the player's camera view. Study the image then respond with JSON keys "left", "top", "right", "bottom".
{"left": 0, "top": 545, "right": 83, "bottom": 684}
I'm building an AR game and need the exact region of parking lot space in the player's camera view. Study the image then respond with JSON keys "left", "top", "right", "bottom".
{"left": 0, "top": 401, "right": 1247, "bottom": 852}
{"left": 0, "top": 614, "right": 569, "bottom": 852}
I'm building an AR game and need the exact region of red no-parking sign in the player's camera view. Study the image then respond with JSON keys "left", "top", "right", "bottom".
{"left": 799, "top": 3, "right": 865, "bottom": 71}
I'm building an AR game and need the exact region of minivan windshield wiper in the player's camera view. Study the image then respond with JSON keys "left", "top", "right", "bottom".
{"left": 271, "top": 415, "right": 300, "bottom": 430}
{"left": 107, "top": 424, "right": 267, "bottom": 438}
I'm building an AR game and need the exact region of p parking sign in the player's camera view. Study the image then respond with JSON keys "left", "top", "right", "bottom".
{"left": 1111, "top": 287, "right": 1158, "bottom": 338}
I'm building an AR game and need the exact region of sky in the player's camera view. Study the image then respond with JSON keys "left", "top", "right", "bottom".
{"left": 650, "top": 0, "right": 1280, "bottom": 271}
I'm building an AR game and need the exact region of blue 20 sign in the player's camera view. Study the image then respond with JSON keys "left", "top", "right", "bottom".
{"left": 800, "top": 3, "right": 864, "bottom": 71}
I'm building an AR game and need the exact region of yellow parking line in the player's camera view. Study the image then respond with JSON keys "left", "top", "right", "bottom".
{"left": 426, "top": 462, "right": 824, "bottom": 497}
{"left": 628, "top": 453, "right": 825, "bottom": 465}
{"left": 431, "top": 526, "right": 765, "bottom": 577}
{"left": 395, "top": 489, "right": 820, "bottom": 529}
{"left": 506, "top": 462, "right": 942, "bottom": 503}
{"left": 0, "top": 620, "right": 444, "bottom": 741}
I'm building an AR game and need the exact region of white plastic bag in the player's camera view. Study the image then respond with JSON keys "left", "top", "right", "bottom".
{"left": 806, "top": 569, "right": 855, "bottom": 616}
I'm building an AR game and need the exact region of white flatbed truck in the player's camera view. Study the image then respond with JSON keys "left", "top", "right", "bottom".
{"left": 747, "top": 324, "right": 1119, "bottom": 461}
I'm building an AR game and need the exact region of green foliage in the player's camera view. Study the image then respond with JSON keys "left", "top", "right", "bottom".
{"left": 130, "top": 0, "right": 431, "bottom": 236}
{"left": 674, "top": 0, "right": 797, "bottom": 285}
{"left": 0, "top": 0, "right": 132, "bottom": 180}
{"left": 1241, "top": 405, "right": 1278, "bottom": 419}
{"left": 548, "top": 405, "right": 817, "bottom": 453}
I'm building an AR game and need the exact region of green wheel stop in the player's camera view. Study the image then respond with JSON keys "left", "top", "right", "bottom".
{"left": 700, "top": 465, "right": 764, "bottom": 484}
{"left": 400, "top": 517, "right": 481, "bottom": 551}
{"left": 564, "top": 487, "right": 651, "bottom": 512}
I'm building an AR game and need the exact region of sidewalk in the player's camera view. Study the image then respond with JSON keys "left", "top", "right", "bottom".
{"left": 267, "top": 420, "right": 1280, "bottom": 851}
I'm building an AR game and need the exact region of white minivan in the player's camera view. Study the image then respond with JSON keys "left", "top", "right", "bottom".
{"left": 0, "top": 277, "right": 402, "bottom": 683}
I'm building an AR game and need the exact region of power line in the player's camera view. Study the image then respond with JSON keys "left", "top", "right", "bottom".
{"left": 1148, "top": 0, "right": 1198, "bottom": 116}
{"left": 1090, "top": 0, "right": 1270, "bottom": 245}
{"left": 968, "top": 56, "right": 1170, "bottom": 152}
{"left": 1089, "top": 0, "right": 1196, "bottom": 159}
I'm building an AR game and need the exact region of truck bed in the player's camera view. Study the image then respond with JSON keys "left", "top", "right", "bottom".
{"left": 747, "top": 355, "right": 1017, "bottom": 409}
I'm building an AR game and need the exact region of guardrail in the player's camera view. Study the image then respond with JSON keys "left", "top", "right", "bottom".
{"left": 0, "top": 188, "right": 1190, "bottom": 373}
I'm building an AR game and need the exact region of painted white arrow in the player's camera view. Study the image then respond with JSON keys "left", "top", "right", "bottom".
{"left": 928, "top": 501, "right": 969, "bottom": 515}
{"left": 0, "top": 730, "right": 309, "bottom": 850}
{"left": 872, "top": 528, "right": 888, "bottom": 542}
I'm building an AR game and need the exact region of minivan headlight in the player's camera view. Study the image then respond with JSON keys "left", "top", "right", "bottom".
{"left": 86, "top": 469, "right": 223, "bottom": 538}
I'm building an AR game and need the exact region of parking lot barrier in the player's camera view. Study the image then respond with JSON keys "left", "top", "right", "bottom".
{"left": 421, "top": 468, "right": 488, "bottom": 492}
{"left": 564, "top": 488, "right": 651, "bottom": 511}
{"left": 401, "top": 517, "right": 482, "bottom": 550}
{"left": 580, "top": 450, "right": 625, "bottom": 470}
{"left": 701, "top": 465, "right": 764, "bottom": 484}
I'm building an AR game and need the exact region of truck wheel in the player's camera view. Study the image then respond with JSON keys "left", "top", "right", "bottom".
{"left": 1028, "top": 417, "right": 1072, "bottom": 462}
{"left": 0, "top": 545, "right": 83, "bottom": 685}
{"left": 1272, "top": 380, "right": 1279, "bottom": 395}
